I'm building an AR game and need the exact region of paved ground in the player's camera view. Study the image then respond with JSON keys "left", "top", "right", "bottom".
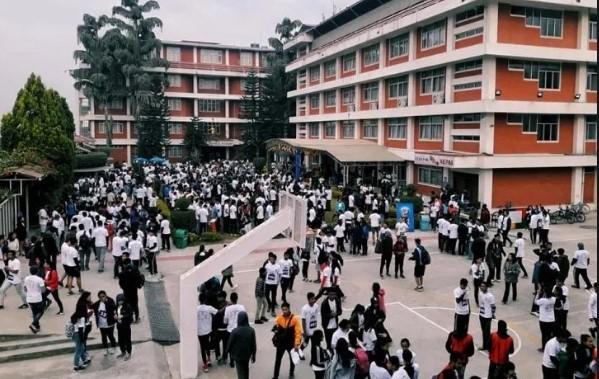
{"left": 1, "top": 214, "right": 596, "bottom": 378}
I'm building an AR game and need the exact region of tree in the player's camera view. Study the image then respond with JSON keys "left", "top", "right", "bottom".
{"left": 268, "top": 17, "right": 302, "bottom": 52}
{"left": 136, "top": 75, "right": 169, "bottom": 158}
{"left": 184, "top": 116, "right": 207, "bottom": 162}
{"left": 1, "top": 74, "right": 75, "bottom": 197}
{"left": 240, "top": 71, "right": 264, "bottom": 158}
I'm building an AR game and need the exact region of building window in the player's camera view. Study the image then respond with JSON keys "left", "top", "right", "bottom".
{"left": 240, "top": 52, "right": 253, "bottom": 66}
{"left": 362, "top": 82, "right": 379, "bottom": 102}
{"left": 454, "top": 82, "right": 481, "bottom": 90}
{"left": 420, "top": 68, "right": 445, "bottom": 94}
{"left": 342, "top": 87, "right": 355, "bottom": 106}
{"left": 309, "top": 123, "right": 319, "bottom": 138}
{"left": 309, "top": 66, "right": 320, "bottom": 82}
{"left": 200, "top": 49, "right": 223, "bottom": 64}
{"left": 362, "top": 120, "right": 378, "bottom": 138}
{"left": 324, "top": 122, "right": 336, "bottom": 138}
{"left": 342, "top": 121, "right": 355, "bottom": 138}
{"left": 587, "top": 65, "right": 597, "bottom": 91}
{"left": 168, "top": 98, "right": 182, "bottom": 111}
{"left": 342, "top": 53, "right": 356, "bottom": 72}
{"left": 420, "top": 20, "right": 446, "bottom": 49}
{"left": 507, "top": 113, "right": 539, "bottom": 133}
{"left": 418, "top": 166, "right": 443, "bottom": 187}
{"left": 455, "top": 59, "right": 482, "bottom": 73}
{"left": 198, "top": 99, "right": 221, "bottom": 113}
{"left": 537, "top": 115, "right": 559, "bottom": 141}
{"left": 388, "top": 76, "right": 408, "bottom": 99}
{"left": 590, "top": 14, "right": 597, "bottom": 41}
{"left": 198, "top": 78, "right": 221, "bottom": 90}
{"left": 452, "top": 135, "right": 480, "bottom": 141}
{"left": 586, "top": 116, "right": 597, "bottom": 140}
{"left": 168, "top": 146, "right": 183, "bottom": 158}
{"left": 455, "top": 27, "right": 483, "bottom": 40}
{"left": 419, "top": 116, "right": 443, "bottom": 140}
{"left": 324, "top": 91, "right": 336, "bottom": 107}
{"left": 169, "top": 123, "right": 183, "bottom": 134}
{"left": 388, "top": 118, "right": 407, "bottom": 139}
{"left": 239, "top": 79, "right": 247, "bottom": 91}
{"left": 455, "top": 6, "right": 484, "bottom": 24}
{"left": 310, "top": 94, "right": 319, "bottom": 109}
{"left": 167, "top": 74, "right": 181, "bottom": 87}
{"left": 108, "top": 98, "right": 124, "bottom": 109}
{"left": 324, "top": 60, "right": 336, "bottom": 78}
{"left": 205, "top": 123, "right": 221, "bottom": 135}
{"left": 362, "top": 44, "right": 380, "bottom": 66}
{"left": 98, "top": 122, "right": 124, "bottom": 134}
{"left": 508, "top": 60, "right": 560, "bottom": 90}
{"left": 388, "top": 34, "right": 409, "bottom": 59}
{"left": 166, "top": 46, "right": 181, "bottom": 62}
{"left": 453, "top": 114, "right": 481, "bottom": 123}
{"left": 511, "top": 6, "right": 563, "bottom": 38}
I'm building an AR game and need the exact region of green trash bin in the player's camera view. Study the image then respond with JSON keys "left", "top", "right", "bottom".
{"left": 174, "top": 229, "right": 188, "bottom": 249}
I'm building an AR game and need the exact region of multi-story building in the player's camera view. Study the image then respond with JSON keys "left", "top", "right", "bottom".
{"left": 78, "top": 40, "right": 272, "bottom": 163}
{"left": 282, "top": 0, "right": 597, "bottom": 209}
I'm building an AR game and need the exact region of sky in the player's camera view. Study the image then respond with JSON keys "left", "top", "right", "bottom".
{"left": 0, "top": 0, "right": 356, "bottom": 119}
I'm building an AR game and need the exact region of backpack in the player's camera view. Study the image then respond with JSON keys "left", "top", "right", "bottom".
{"left": 79, "top": 233, "right": 90, "bottom": 250}
{"left": 375, "top": 240, "right": 382, "bottom": 254}
{"left": 354, "top": 348, "right": 369, "bottom": 374}
{"left": 272, "top": 315, "right": 294, "bottom": 348}
{"left": 65, "top": 320, "right": 75, "bottom": 338}
{"left": 417, "top": 246, "right": 431, "bottom": 265}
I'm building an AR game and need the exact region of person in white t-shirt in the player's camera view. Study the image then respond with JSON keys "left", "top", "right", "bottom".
{"left": 223, "top": 292, "right": 246, "bottom": 334}
{"left": 513, "top": 232, "right": 528, "bottom": 278}
{"left": 370, "top": 358, "right": 391, "bottom": 379}
{"left": 477, "top": 282, "right": 495, "bottom": 351}
{"left": 279, "top": 250, "right": 294, "bottom": 303}
{"left": 447, "top": 220, "right": 459, "bottom": 255}
{"left": 160, "top": 217, "right": 171, "bottom": 252}
{"left": 453, "top": 278, "right": 470, "bottom": 333}
{"left": 369, "top": 212, "right": 381, "bottom": 244}
{"left": 92, "top": 221, "right": 109, "bottom": 273}
{"left": 263, "top": 254, "right": 281, "bottom": 317}
{"left": 128, "top": 234, "right": 143, "bottom": 269}
{"left": 24, "top": 266, "right": 46, "bottom": 333}
{"left": 301, "top": 292, "right": 320, "bottom": 348}
{"left": 255, "top": 204, "right": 264, "bottom": 225}
{"left": 0, "top": 251, "right": 28, "bottom": 309}
{"left": 395, "top": 219, "right": 408, "bottom": 238}
{"left": 197, "top": 292, "right": 218, "bottom": 372}
{"left": 146, "top": 230, "right": 159, "bottom": 277}
{"left": 333, "top": 221, "right": 346, "bottom": 253}
{"left": 535, "top": 288, "right": 556, "bottom": 350}
{"left": 572, "top": 242, "right": 592, "bottom": 289}
{"left": 38, "top": 207, "right": 49, "bottom": 233}
{"left": 542, "top": 330, "right": 570, "bottom": 377}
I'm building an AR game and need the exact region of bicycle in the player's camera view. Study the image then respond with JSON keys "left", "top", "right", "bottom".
{"left": 571, "top": 202, "right": 591, "bottom": 215}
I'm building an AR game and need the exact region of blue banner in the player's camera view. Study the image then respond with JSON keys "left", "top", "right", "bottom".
{"left": 294, "top": 150, "right": 302, "bottom": 180}
{"left": 396, "top": 202, "right": 415, "bottom": 232}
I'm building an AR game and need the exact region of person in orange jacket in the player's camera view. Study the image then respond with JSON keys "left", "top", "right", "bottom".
{"left": 271, "top": 302, "right": 303, "bottom": 379}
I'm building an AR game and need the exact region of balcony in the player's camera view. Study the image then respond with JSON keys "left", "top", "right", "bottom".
{"left": 168, "top": 62, "right": 270, "bottom": 74}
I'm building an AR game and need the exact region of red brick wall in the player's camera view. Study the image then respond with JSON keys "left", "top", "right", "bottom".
{"left": 109, "top": 145, "right": 128, "bottom": 163}
{"left": 454, "top": 89, "right": 481, "bottom": 102}
{"left": 166, "top": 75, "right": 194, "bottom": 93}
{"left": 170, "top": 99, "right": 194, "bottom": 117}
{"left": 587, "top": 92, "right": 597, "bottom": 103}
{"left": 492, "top": 168, "right": 572, "bottom": 207}
{"left": 455, "top": 35, "right": 483, "bottom": 49}
{"left": 583, "top": 170, "right": 596, "bottom": 202}
{"left": 452, "top": 141, "right": 480, "bottom": 153}
{"left": 181, "top": 47, "right": 194, "bottom": 63}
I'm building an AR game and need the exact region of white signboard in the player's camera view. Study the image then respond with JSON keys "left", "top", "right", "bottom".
{"left": 414, "top": 153, "right": 455, "bottom": 168}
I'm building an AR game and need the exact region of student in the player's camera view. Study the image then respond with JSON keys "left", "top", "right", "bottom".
{"left": 197, "top": 293, "right": 218, "bottom": 372}
{"left": 392, "top": 350, "right": 419, "bottom": 379}
{"left": 115, "top": 293, "right": 133, "bottom": 361}
{"left": 24, "top": 266, "right": 46, "bottom": 333}
{"left": 327, "top": 338, "right": 357, "bottom": 379}
{"left": 43, "top": 261, "right": 63, "bottom": 315}
{"left": 160, "top": 216, "right": 171, "bottom": 252}
{"left": 453, "top": 278, "right": 471, "bottom": 333}
{"left": 393, "top": 234, "right": 408, "bottom": 279}
{"left": 574, "top": 334, "right": 595, "bottom": 379}
{"left": 254, "top": 268, "right": 268, "bottom": 324}
{"left": 542, "top": 329, "right": 570, "bottom": 379}
{"left": 223, "top": 292, "right": 246, "bottom": 365}
{"left": 478, "top": 282, "right": 496, "bottom": 351}
{"left": 502, "top": 253, "right": 520, "bottom": 304}
{"left": 331, "top": 319, "right": 351, "bottom": 350}
{"left": 409, "top": 238, "right": 429, "bottom": 292}
{"left": 271, "top": 302, "right": 303, "bottom": 379}
{"left": 487, "top": 320, "right": 514, "bottom": 379}
{"left": 571, "top": 243, "right": 592, "bottom": 290}
{"left": 369, "top": 350, "right": 391, "bottom": 379}
{"left": 279, "top": 250, "right": 294, "bottom": 303}
{"left": 321, "top": 289, "right": 342, "bottom": 351}
{"left": 471, "top": 257, "right": 486, "bottom": 307}
{"left": 334, "top": 220, "right": 346, "bottom": 253}
{"left": 435, "top": 353, "right": 465, "bottom": 379}
{"left": 513, "top": 232, "right": 528, "bottom": 278}
{"left": 71, "top": 291, "right": 92, "bottom": 371}
{"left": 552, "top": 278, "right": 569, "bottom": 330}
{"left": 92, "top": 221, "right": 109, "bottom": 272}
{"left": 301, "top": 292, "right": 320, "bottom": 350}
{"left": 225, "top": 311, "right": 256, "bottom": 379}
{"left": 145, "top": 229, "right": 159, "bottom": 277}
{"left": 445, "top": 328, "right": 474, "bottom": 379}
{"left": 264, "top": 253, "right": 281, "bottom": 317}
{"left": 535, "top": 286, "right": 557, "bottom": 351}
{"left": 93, "top": 290, "right": 117, "bottom": 356}
{"left": 589, "top": 283, "right": 598, "bottom": 339}
{"left": 0, "top": 250, "right": 28, "bottom": 309}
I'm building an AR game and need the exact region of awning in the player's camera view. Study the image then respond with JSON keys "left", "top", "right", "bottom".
{"left": 0, "top": 165, "right": 53, "bottom": 180}
{"left": 268, "top": 139, "right": 403, "bottom": 164}
{"left": 206, "top": 139, "right": 243, "bottom": 147}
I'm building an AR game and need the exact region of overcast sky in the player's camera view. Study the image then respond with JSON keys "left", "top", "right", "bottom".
{"left": 0, "top": 0, "right": 355, "bottom": 119}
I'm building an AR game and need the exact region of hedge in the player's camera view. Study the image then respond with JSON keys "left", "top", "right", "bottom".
{"left": 74, "top": 152, "right": 108, "bottom": 169}
{"left": 156, "top": 199, "right": 171, "bottom": 219}
{"left": 199, "top": 232, "right": 223, "bottom": 242}
{"left": 174, "top": 197, "right": 192, "bottom": 211}
{"left": 171, "top": 209, "right": 196, "bottom": 231}
{"left": 94, "top": 146, "right": 112, "bottom": 157}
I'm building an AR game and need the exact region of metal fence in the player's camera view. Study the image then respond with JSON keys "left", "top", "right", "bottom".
{"left": 0, "top": 195, "right": 20, "bottom": 237}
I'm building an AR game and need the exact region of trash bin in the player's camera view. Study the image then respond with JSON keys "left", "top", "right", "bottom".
{"left": 209, "top": 218, "right": 217, "bottom": 233}
{"left": 419, "top": 212, "right": 431, "bottom": 231}
{"left": 174, "top": 229, "right": 188, "bottom": 249}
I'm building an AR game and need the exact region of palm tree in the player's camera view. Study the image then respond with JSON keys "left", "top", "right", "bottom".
{"left": 268, "top": 17, "right": 302, "bottom": 52}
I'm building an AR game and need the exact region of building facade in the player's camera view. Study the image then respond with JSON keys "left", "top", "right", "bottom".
{"left": 78, "top": 40, "right": 272, "bottom": 163}
{"left": 284, "top": 0, "right": 597, "bottom": 208}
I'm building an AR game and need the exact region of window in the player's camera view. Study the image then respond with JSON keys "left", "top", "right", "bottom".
{"left": 525, "top": 7, "right": 541, "bottom": 27}
{"left": 454, "top": 82, "right": 481, "bottom": 90}
{"left": 98, "top": 122, "right": 124, "bottom": 134}
{"left": 324, "top": 122, "right": 336, "bottom": 138}
{"left": 309, "top": 66, "right": 320, "bottom": 82}
{"left": 362, "top": 120, "right": 378, "bottom": 138}
{"left": 324, "top": 91, "right": 336, "bottom": 107}
{"left": 342, "top": 87, "right": 355, "bottom": 105}
{"left": 324, "top": 60, "right": 336, "bottom": 78}
{"left": 388, "top": 76, "right": 408, "bottom": 99}
{"left": 455, "top": 59, "right": 482, "bottom": 73}
{"left": 200, "top": 49, "right": 223, "bottom": 64}
{"left": 167, "top": 74, "right": 181, "bottom": 87}
{"left": 342, "top": 53, "right": 356, "bottom": 72}
{"left": 586, "top": 116, "right": 597, "bottom": 140}
{"left": 420, "top": 21, "right": 446, "bottom": 49}
{"left": 455, "top": 6, "right": 484, "bottom": 24}
{"left": 309, "top": 123, "right": 320, "bottom": 138}
{"left": 342, "top": 121, "right": 355, "bottom": 138}
{"left": 587, "top": 65, "right": 597, "bottom": 91}
{"left": 455, "top": 27, "right": 483, "bottom": 40}
{"left": 540, "top": 10, "right": 563, "bottom": 37}
{"left": 590, "top": 14, "right": 597, "bottom": 41}
{"left": 522, "top": 114, "right": 538, "bottom": 133}
{"left": 204, "top": 123, "right": 221, "bottom": 135}
{"left": 310, "top": 94, "right": 319, "bottom": 109}
{"left": 453, "top": 114, "right": 481, "bottom": 123}
{"left": 198, "top": 78, "right": 220, "bottom": 90}
{"left": 420, "top": 68, "right": 445, "bottom": 94}
{"left": 239, "top": 79, "right": 247, "bottom": 91}
{"left": 166, "top": 46, "right": 181, "bottom": 62}
{"left": 362, "top": 82, "right": 379, "bottom": 102}
{"left": 418, "top": 167, "right": 443, "bottom": 187}
{"left": 388, "top": 34, "right": 409, "bottom": 59}
{"left": 510, "top": 6, "right": 526, "bottom": 17}
{"left": 388, "top": 118, "right": 407, "bottom": 139}
{"left": 168, "top": 98, "right": 182, "bottom": 111}
{"left": 538, "top": 62, "right": 560, "bottom": 89}
{"left": 452, "top": 135, "right": 480, "bottom": 141}
{"left": 168, "top": 146, "right": 183, "bottom": 158}
{"left": 198, "top": 99, "right": 221, "bottom": 113}
{"left": 419, "top": 116, "right": 443, "bottom": 140}
{"left": 109, "top": 98, "right": 124, "bottom": 109}
{"left": 169, "top": 123, "right": 183, "bottom": 134}
{"left": 240, "top": 52, "right": 253, "bottom": 66}
{"left": 362, "top": 45, "right": 380, "bottom": 66}
{"left": 537, "top": 115, "right": 559, "bottom": 141}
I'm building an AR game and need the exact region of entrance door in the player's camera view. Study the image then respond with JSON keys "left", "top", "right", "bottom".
{"left": 452, "top": 172, "right": 479, "bottom": 203}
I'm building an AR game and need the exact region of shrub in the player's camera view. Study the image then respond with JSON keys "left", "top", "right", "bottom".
{"left": 171, "top": 209, "right": 196, "bottom": 231}
{"left": 253, "top": 157, "right": 266, "bottom": 172}
{"left": 332, "top": 188, "right": 342, "bottom": 200}
{"left": 174, "top": 197, "right": 192, "bottom": 211}
{"left": 74, "top": 152, "right": 108, "bottom": 169}
{"left": 94, "top": 146, "right": 112, "bottom": 157}
{"left": 156, "top": 199, "right": 171, "bottom": 219}
{"left": 384, "top": 218, "right": 397, "bottom": 228}
{"left": 199, "top": 232, "right": 223, "bottom": 242}
{"left": 324, "top": 211, "right": 336, "bottom": 224}
{"left": 188, "top": 232, "right": 200, "bottom": 244}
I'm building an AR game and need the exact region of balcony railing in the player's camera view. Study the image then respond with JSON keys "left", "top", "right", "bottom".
{"left": 169, "top": 62, "right": 270, "bottom": 74}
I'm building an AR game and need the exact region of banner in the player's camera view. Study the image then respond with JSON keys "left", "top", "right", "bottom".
{"left": 396, "top": 202, "right": 415, "bottom": 232}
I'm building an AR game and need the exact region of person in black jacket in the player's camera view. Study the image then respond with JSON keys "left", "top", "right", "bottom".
{"left": 92, "top": 290, "right": 117, "bottom": 355}
{"left": 115, "top": 293, "right": 133, "bottom": 360}
{"left": 378, "top": 229, "right": 393, "bottom": 278}
{"left": 457, "top": 221, "right": 469, "bottom": 256}
{"left": 118, "top": 258, "right": 142, "bottom": 323}
{"left": 320, "top": 289, "right": 342, "bottom": 351}
{"left": 471, "top": 235, "right": 486, "bottom": 263}
{"left": 310, "top": 330, "right": 330, "bottom": 379}
{"left": 225, "top": 311, "right": 256, "bottom": 379}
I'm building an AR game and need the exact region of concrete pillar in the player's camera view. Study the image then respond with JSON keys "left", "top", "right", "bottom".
{"left": 193, "top": 47, "right": 197, "bottom": 63}
{"left": 225, "top": 77, "right": 230, "bottom": 95}
{"left": 481, "top": 57, "right": 497, "bottom": 100}
{"left": 319, "top": 92, "right": 324, "bottom": 114}
{"left": 445, "top": 17, "right": 454, "bottom": 53}
{"left": 320, "top": 62, "right": 325, "bottom": 83}
{"left": 254, "top": 52, "right": 260, "bottom": 68}
{"left": 355, "top": 48, "right": 362, "bottom": 74}
{"left": 335, "top": 88, "right": 342, "bottom": 113}
{"left": 407, "top": 117, "right": 415, "bottom": 150}
{"left": 354, "top": 120, "right": 360, "bottom": 139}
{"left": 406, "top": 161, "right": 415, "bottom": 185}
{"left": 377, "top": 118, "right": 385, "bottom": 146}
{"left": 225, "top": 123, "right": 230, "bottom": 139}
{"left": 443, "top": 116, "right": 451, "bottom": 151}
{"left": 90, "top": 120, "right": 96, "bottom": 139}
{"left": 379, "top": 39, "right": 386, "bottom": 69}
{"left": 444, "top": 65, "right": 454, "bottom": 103}
{"left": 126, "top": 145, "right": 132, "bottom": 164}
{"left": 336, "top": 56, "right": 342, "bottom": 80}
{"left": 225, "top": 101, "right": 230, "bottom": 118}
{"left": 226, "top": 147, "right": 230, "bottom": 160}
{"left": 336, "top": 121, "right": 341, "bottom": 140}
{"left": 193, "top": 75, "right": 198, "bottom": 94}
{"left": 480, "top": 113, "right": 495, "bottom": 154}
{"left": 408, "top": 72, "right": 417, "bottom": 106}
{"left": 378, "top": 78, "right": 385, "bottom": 110}
{"left": 225, "top": 50, "right": 229, "bottom": 65}
{"left": 578, "top": 10, "right": 590, "bottom": 49}
{"left": 193, "top": 99, "right": 198, "bottom": 117}
{"left": 408, "top": 29, "right": 417, "bottom": 62}
{"left": 575, "top": 64, "right": 587, "bottom": 103}
{"left": 478, "top": 169, "right": 493, "bottom": 207}
{"left": 483, "top": 0, "right": 499, "bottom": 44}
{"left": 571, "top": 167, "right": 584, "bottom": 204}
{"left": 573, "top": 115, "right": 585, "bottom": 154}
{"left": 319, "top": 122, "right": 325, "bottom": 140}
{"left": 354, "top": 84, "right": 361, "bottom": 111}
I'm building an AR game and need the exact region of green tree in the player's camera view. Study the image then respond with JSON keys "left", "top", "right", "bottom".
{"left": 136, "top": 75, "right": 169, "bottom": 158}
{"left": 184, "top": 116, "right": 207, "bottom": 162}
{"left": 268, "top": 17, "right": 302, "bottom": 51}
{"left": 240, "top": 71, "right": 264, "bottom": 158}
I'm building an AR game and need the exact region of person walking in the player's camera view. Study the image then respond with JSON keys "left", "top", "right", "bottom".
{"left": 279, "top": 250, "right": 294, "bottom": 303}
{"left": 254, "top": 267, "right": 268, "bottom": 324}
{"left": 572, "top": 243, "right": 592, "bottom": 290}
{"left": 92, "top": 290, "right": 117, "bottom": 356}
{"left": 225, "top": 311, "right": 256, "bottom": 379}
{"left": 513, "top": 232, "right": 528, "bottom": 278}
{"left": 471, "top": 257, "right": 487, "bottom": 307}
{"left": 0, "top": 250, "right": 28, "bottom": 309}
{"left": 70, "top": 291, "right": 92, "bottom": 371}
{"left": 445, "top": 328, "right": 475, "bottom": 379}
{"left": 535, "top": 286, "right": 556, "bottom": 351}
{"left": 310, "top": 330, "right": 330, "bottom": 379}
{"left": 24, "top": 266, "right": 46, "bottom": 333}
{"left": 118, "top": 259, "right": 143, "bottom": 323}
{"left": 43, "top": 261, "right": 63, "bottom": 315}
{"left": 500, "top": 212, "right": 512, "bottom": 247}
{"left": 160, "top": 216, "right": 171, "bottom": 252}
{"left": 264, "top": 253, "right": 281, "bottom": 317}
{"left": 454, "top": 278, "right": 471, "bottom": 333}
{"left": 197, "top": 292, "right": 218, "bottom": 372}
{"left": 92, "top": 221, "right": 109, "bottom": 273}
{"left": 486, "top": 234, "right": 505, "bottom": 286}
{"left": 115, "top": 293, "right": 133, "bottom": 361}
{"left": 552, "top": 278, "right": 569, "bottom": 331}
{"left": 271, "top": 302, "right": 303, "bottom": 379}
{"left": 378, "top": 229, "right": 393, "bottom": 278}
{"left": 502, "top": 253, "right": 520, "bottom": 304}
{"left": 223, "top": 292, "right": 246, "bottom": 366}
{"left": 478, "top": 282, "right": 496, "bottom": 351}
{"left": 321, "top": 289, "right": 342, "bottom": 351}
{"left": 409, "top": 238, "right": 430, "bottom": 292}
{"left": 111, "top": 231, "right": 127, "bottom": 279}
{"left": 145, "top": 229, "right": 159, "bottom": 278}
{"left": 393, "top": 235, "right": 408, "bottom": 279}
{"left": 487, "top": 320, "right": 514, "bottom": 379}
{"left": 542, "top": 329, "right": 570, "bottom": 379}
{"left": 555, "top": 249, "right": 570, "bottom": 283}
{"left": 301, "top": 292, "right": 320, "bottom": 351}
{"left": 589, "top": 282, "right": 598, "bottom": 339}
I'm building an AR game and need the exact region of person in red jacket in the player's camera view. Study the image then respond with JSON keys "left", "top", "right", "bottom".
{"left": 488, "top": 320, "right": 515, "bottom": 379}
{"left": 436, "top": 352, "right": 466, "bottom": 379}
{"left": 43, "top": 261, "right": 64, "bottom": 315}
{"left": 445, "top": 328, "right": 475, "bottom": 379}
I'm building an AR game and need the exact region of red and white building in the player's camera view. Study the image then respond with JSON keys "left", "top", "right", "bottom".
{"left": 283, "top": 0, "right": 597, "bottom": 208}
{"left": 78, "top": 40, "right": 272, "bottom": 162}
